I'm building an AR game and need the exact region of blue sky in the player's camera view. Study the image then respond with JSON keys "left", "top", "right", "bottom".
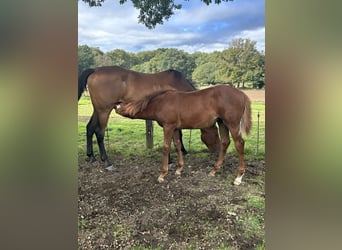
{"left": 78, "top": 0, "right": 264, "bottom": 53}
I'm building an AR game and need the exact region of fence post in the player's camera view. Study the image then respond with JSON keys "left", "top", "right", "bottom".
{"left": 146, "top": 120, "right": 154, "bottom": 148}
{"left": 256, "top": 111, "right": 260, "bottom": 154}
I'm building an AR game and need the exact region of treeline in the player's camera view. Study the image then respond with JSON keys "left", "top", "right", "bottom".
{"left": 78, "top": 38, "right": 264, "bottom": 88}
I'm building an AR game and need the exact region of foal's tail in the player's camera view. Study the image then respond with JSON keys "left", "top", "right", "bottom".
{"left": 78, "top": 68, "right": 95, "bottom": 100}
{"left": 239, "top": 94, "right": 252, "bottom": 137}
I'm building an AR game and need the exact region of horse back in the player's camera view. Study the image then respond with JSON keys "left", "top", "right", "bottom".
{"left": 87, "top": 66, "right": 195, "bottom": 108}
{"left": 153, "top": 85, "right": 247, "bottom": 125}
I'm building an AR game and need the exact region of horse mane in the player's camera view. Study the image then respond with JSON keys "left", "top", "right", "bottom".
{"left": 168, "top": 69, "right": 196, "bottom": 90}
{"left": 117, "top": 90, "right": 170, "bottom": 117}
{"left": 186, "top": 79, "right": 196, "bottom": 90}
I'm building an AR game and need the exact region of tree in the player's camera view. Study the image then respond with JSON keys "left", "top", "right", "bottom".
{"left": 251, "top": 51, "right": 265, "bottom": 88}
{"left": 220, "top": 38, "right": 264, "bottom": 88}
{"left": 106, "top": 49, "right": 138, "bottom": 69}
{"left": 135, "top": 50, "right": 158, "bottom": 65}
{"left": 78, "top": 45, "right": 95, "bottom": 75}
{"left": 80, "top": 0, "right": 233, "bottom": 29}
{"left": 143, "top": 48, "right": 196, "bottom": 79}
{"left": 192, "top": 62, "right": 216, "bottom": 85}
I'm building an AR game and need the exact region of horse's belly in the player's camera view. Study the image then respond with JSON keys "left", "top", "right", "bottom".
{"left": 178, "top": 112, "right": 217, "bottom": 129}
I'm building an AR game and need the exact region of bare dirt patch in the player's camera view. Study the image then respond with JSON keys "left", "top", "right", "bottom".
{"left": 242, "top": 89, "right": 265, "bottom": 102}
{"left": 78, "top": 152, "right": 265, "bottom": 249}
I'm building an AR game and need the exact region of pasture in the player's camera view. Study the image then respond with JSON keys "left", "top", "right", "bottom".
{"left": 78, "top": 88, "right": 265, "bottom": 249}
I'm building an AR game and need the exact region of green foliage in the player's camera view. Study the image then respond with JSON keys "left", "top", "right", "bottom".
{"left": 78, "top": 38, "right": 265, "bottom": 88}
{"left": 220, "top": 38, "right": 264, "bottom": 88}
{"left": 106, "top": 49, "right": 138, "bottom": 69}
{"left": 80, "top": 0, "right": 233, "bottom": 29}
{"left": 192, "top": 62, "right": 216, "bottom": 85}
{"left": 78, "top": 45, "right": 95, "bottom": 75}
{"left": 145, "top": 48, "right": 195, "bottom": 79}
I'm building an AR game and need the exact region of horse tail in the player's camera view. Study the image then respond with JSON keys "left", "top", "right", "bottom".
{"left": 78, "top": 68, "right": 95, "bottom": 100}
{"left": 239, "top": 94, "right": 252, "bottom": 137}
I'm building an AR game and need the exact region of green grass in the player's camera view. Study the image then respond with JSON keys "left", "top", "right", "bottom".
{"left": 112, "top": 224, "right": 132, "bottom": 242}
{"left": 247, "top": 195, "right": 265, "bottom": 210}
{"left": 78, "top": 95, "right": 265, "bottom": 159}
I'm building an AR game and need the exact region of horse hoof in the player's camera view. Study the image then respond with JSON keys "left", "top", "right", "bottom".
{"left": 91, "top": 161, "right": 99, "bottom": 167}
{"left": 105, "top": 165, "right": 115, "bottom": 171}
{"left": 86, "top": 157, "right": 98, "bottom": 166}
{"left": 233, "top": 180, "right": 241, "bottom": 185}
{"left": 175, "top": 170, "right": 181, "bottom": 176}
{"left": 233, "top": 175, "right": 243, "bottom": 185}
{"left": 233, "top": 178, "right": 242, "bottom": 185}
{"left": 157, "top": 177, "right": 164, "bottom": 183}
{"left": 209, "top": 171, "right": 215, "bottom": 177}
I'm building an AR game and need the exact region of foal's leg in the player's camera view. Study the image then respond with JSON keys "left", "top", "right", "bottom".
{"left": 209, "top": 120, "right": 230, "bottom": 176}
{"left": 173, "top": 129, "right": 185, "bottom": 176}
{"left": 95, "top": 110, "right": 113, "bottom": 170}
{"left": 158, "top": 126, "right": 174, "bottom": 183}
{"left": 168, "top": 129, "right": 186, "bottom": 166}
{"left": 179, "top": 130, "right": 188, "bottom": 155}
{"left": 229, "top": 126, "right": 246, "bottom": 185}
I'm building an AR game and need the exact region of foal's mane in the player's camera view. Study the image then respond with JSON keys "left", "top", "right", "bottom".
{"left": 120, "top": 90, "right": 171, "bottom": 116}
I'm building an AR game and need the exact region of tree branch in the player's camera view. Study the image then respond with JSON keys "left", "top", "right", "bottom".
{"left": 80, "top": 0, "right": 233, "bottom": 29}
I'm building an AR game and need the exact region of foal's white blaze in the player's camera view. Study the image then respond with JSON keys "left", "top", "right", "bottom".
{"left": 233, "top": 174, "right": 244, "bottom": 185}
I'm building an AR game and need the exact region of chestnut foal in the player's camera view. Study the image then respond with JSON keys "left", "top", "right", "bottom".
{"left": 115, "top": 85, "right": 252, "bottom": 185}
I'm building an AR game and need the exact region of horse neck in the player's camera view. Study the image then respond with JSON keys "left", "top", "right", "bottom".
{"left": 132, "top": 93, "right": 164, "bottom": 119}
{"left": 132, "top": 106, "right": 155, "bottom": 119}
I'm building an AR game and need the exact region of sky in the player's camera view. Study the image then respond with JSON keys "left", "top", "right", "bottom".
{"left": 78, "top": 0, "right": 264, "bottom": 54}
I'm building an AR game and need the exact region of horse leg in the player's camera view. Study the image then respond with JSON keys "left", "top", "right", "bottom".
{"left": 168, "top": 129, "right": 186, "bottom": 166}
{"left": 173, "top": 129, "right": 184, "bottom": 176}
{"left": 168, "top": 154, "right": 173, "bottom": 166}
{"left": 179, "top": 130, "right": 188, "bottom": 155}
{"left": 86, "top": 113, "right": 97, "bottom": 163}
{"left": 158, "top": 126, "right": 174, "bottom": 183}
{"left": 168, "top": 129, "right": 188, "bottom": 166}
{"left": 94, "top": 110, "right": 113, "bottom": 170}
{"left": 209, "top": 120, "right": 230, "bottom": 176}
{"left": 229, "top": 126, "right": 246, "bottom": 185}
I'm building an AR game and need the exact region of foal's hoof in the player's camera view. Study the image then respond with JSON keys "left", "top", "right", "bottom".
{"left": 233, "top": 177, "right": 243, "bottom": 185}
{"left": 175, "top": 170, "right": 181, "bottom": 176}
{"left": 209, "top": 170, "right": 216, "bottom": 177}
{"left": 233, "top": 180, "right": 242, "bottom": 185}
{"left": 157, "top": 176, "right": 165, "bottom": 183}
{"left": 105, "top": 165, "right": 115, "bottom": 171}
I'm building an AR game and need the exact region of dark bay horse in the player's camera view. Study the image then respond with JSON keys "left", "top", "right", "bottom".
{"left": 114, "top": 85, "right": 252, "bottom": 185}
{"left": 78, "top": 66, "right": 220, "bottom": 170}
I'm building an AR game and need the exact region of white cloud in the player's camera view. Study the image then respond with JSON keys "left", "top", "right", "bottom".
{"left": 234, "top": 27, "right": 265, "bottom": 52}
{"left": 78, "top": 0, "right": 265, "bottom": 53}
